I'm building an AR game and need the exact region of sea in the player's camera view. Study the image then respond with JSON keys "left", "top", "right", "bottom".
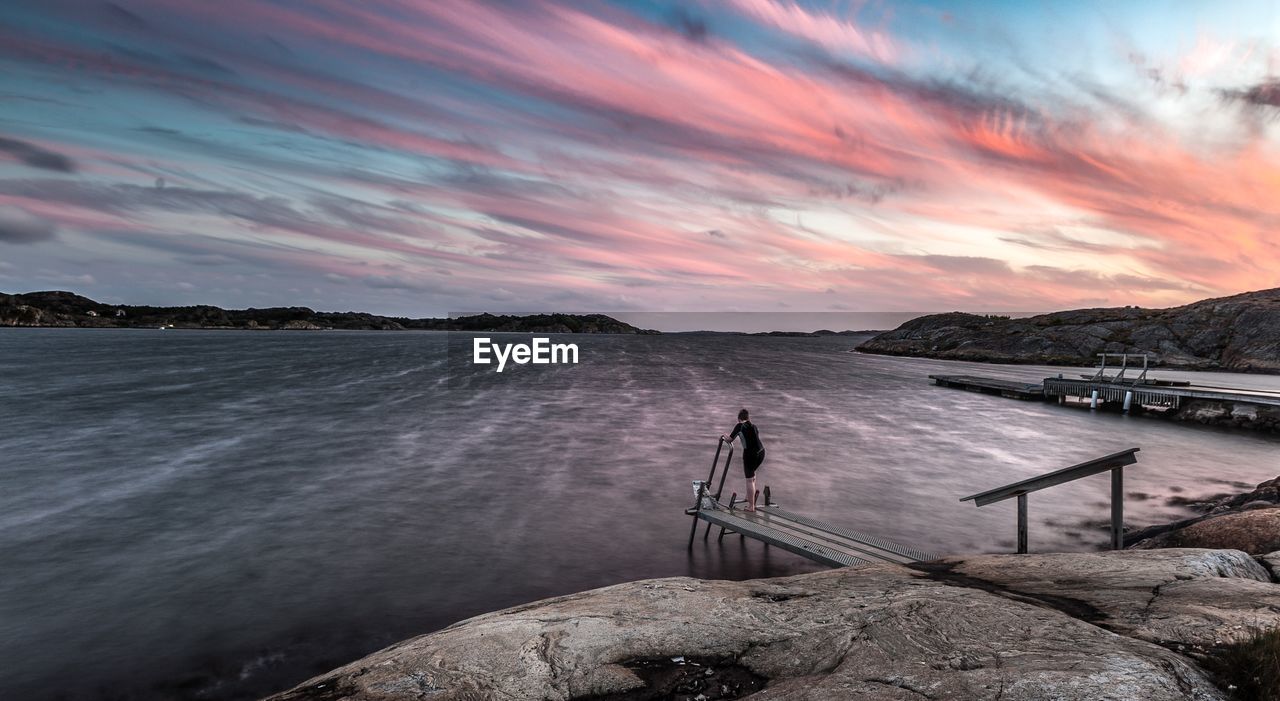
{"left": 1, "top": 328, "right": 1277, "bottom": 699}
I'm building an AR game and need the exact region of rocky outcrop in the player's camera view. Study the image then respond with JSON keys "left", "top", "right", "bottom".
{"left": 1172, "top": 399, "right": 1280, "bottom": 432}
{"left": 1260, "top": 551, "right": 1280, "bottom": 578}
{"left": 926, "top": 550, "right": 1278, "bottom": 650}
{"left": 280, "top": 320, "right": 326, "bottom": 330}
{"left": 856, "top": 288, "right": 1280, "bottom": 372}
{"left": 1197, "top": 475, "right": 1280, "bottom": 514}
{"left": 1132, "top": 509, "right": 1280, "bottom": 555}
{"left": 1127, "top": 476, "right": 1280, "bottom": 550}
{"left": 0, "top": 291, "right": 657, "bottom": 333}
{"left": 265, "top": 549, "right": 1278, "bottom": 701}
{"left": 0, "top": 303, "right": 72, "bottom": 327}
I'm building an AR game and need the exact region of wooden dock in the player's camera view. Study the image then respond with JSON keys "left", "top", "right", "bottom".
{"left": 687, "top": 439, "right": 935, "bottom": 568}
{"left": 929, "top": 374, "right": 1044, "bottom": 400}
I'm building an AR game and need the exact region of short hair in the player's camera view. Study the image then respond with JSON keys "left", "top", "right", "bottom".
{"left": 738, "top": 408, "right": 749, "bottom": 421}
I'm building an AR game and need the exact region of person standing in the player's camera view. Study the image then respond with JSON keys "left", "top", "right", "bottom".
{"left": 721, "top": 408, "right": 766, "bottom": 511}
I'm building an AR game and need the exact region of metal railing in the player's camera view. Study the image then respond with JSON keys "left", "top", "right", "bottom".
{"left": 960, "top": 447, "right": 1141, "bottom": 553}
{"left": 687, "top": 437, "right": 734, "bottom": 548}
{"left": 1090, "top": 353, "right": 1150, "bottom": 384}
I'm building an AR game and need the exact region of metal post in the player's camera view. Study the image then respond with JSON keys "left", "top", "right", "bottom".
{"left": 1111, "top": 468, "right": 1124, "bottom": 550}
{"left": 717, "top": 491, "right": 737, "bottom": 540}
{"left": 1090, "top": 389, "right": 1099, "bottom": 409}
{"left": 1017, "top": 493, "right": 1028, "bottom": 554}
{"left": 706, "top": 439, "right": 723, "bottom": 487}
{"left": 714, "top": 446, "right": 734, "bottom": 500}
{"left": 705, "top": 443, "right": 733, "bottom": 539}
{"left": 687, "top": 481, "right": 706, "bottom": 549}
{"left": 1123, "top": 391, "right": 1133, "bottom": 413}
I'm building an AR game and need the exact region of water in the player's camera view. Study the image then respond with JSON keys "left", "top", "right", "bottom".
{"left": 1, "top": 329, "right": 1277, "bottom": 699}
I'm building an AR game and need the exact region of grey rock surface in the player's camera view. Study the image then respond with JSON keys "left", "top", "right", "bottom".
{"left": 935, "top": 549, "right": 1278, "bottom": 648}
{"left": 1259, "top": 551, "right": 1280, "bottom": 580}
{"left": 264, "top": 549, "right": 1279, "bottom": 701}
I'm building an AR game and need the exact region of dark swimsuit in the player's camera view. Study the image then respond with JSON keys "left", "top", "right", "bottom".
{"left": 729, "top": 421, "right": 766, "bottom": 478}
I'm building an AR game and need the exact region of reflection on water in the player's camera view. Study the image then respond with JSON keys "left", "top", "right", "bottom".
{"left": 0, "top": 329, "right": 1276, "bottom": 699}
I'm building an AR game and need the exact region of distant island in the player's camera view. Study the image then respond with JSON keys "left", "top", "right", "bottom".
{"left": 0, "top": 291, "right": 658, "bottom": 334}
{"left": 750, "top": 329, "right": 883, "bottom": 337}
{"left": 671, "top": 329, "right": 886, "bottom": 337}
{"left": 857, "top": 287, "right": 1280, "bottom": 373}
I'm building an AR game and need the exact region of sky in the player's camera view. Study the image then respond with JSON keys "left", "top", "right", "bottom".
{"left": 0, "top": 0, "right": 1278, "bottom": 318}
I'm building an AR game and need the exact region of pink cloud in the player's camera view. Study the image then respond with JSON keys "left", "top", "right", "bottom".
{"left": 4, "top": 0, "right": 1278, "bottom": 312}
{"left": 725, "top": 0, "right": 897, "bottom": 61}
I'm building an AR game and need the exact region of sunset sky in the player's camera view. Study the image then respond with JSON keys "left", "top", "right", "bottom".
{"left": 1, "top": 0, "right": 1278, "bottom": 317}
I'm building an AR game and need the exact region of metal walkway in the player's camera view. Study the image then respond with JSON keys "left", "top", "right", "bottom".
{"left": 686, "top": 439, "right": 936, "bottom": 568}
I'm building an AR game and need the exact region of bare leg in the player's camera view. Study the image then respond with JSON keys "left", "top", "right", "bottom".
{"left": 744, "top": 477, "right": 757, "bottom": 511}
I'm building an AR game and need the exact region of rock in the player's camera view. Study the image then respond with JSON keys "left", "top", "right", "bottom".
{"left": 1130, "top": 476, "right": 1280, "bottom": 550}
{"left": 280, "top": 320, "right": 324, "bottom": 330}
{"left": 855, "top": 287, "right": 1280, "bottom": 373}
{"left": 265, "top": 550, "right": 1269, "bottom": 701}
{"left": 1171, "top": 400, "right": 1280, "bottom": 432}
{"left": 925, "top": 549, "right": 1278, "bottom": 649}
{"left": 1200, "top": 476, "right": 1280, "bottom": 513}
{"left": 1131, "top": 509, "right": 1280, "bottom": 555}
{"left": 1259, "top": 551, "right": 1280, "bottom": 581}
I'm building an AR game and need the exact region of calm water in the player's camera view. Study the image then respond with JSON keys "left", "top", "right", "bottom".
{"left": 1, "top": 329, "right": 1278, "bottom": 699}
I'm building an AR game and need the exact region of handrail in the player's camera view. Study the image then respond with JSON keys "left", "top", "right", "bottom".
{"left": 960, "top": 447, "right": 1141, "bottom": 553}
{"left": 1090, "top": 353, "right": 1150, "bottom": 384}
{"left": 960, "top": 448, "right": 1140, "bottom": 506}
{"left": 689, "top": 437, "right": 734, "bottom": 548}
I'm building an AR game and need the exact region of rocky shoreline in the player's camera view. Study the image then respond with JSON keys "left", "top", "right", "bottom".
{"left": 1169, "top": 399, "right": 1280, "bottom": 434}
{"left": 856, "top": 287, "right": 1280, "bottom": 373}
{"left": 0, "top": 291, "right": 658, "bottom": 333}
{"left": 1127, "top": 476, "right": 1280, "bottom": 555}
{"left": 266, "top": 479, "right": 1280, "bottom": 701}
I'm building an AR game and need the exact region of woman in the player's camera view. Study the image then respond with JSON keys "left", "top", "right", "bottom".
{"left": 721, "top": 408, "right": 766, "bottom": 511}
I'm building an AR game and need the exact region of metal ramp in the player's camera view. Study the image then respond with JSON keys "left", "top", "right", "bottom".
{"left": 686, "top": 439, "right": 936, "bottom": 567}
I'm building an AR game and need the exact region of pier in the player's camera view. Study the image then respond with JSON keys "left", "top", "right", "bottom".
{"left": 1042, "top": 376, "right": 1280, "bottom": 409}
{"left": 932, "top": 354, "right": 1280, "bottom": 419}
{"left": 928, "top": 375, "right": 1044, "bottom": 400}
{"left": 686, "top": 439, "right": 936, "bottom": 567}
{"left": 683, "top": 441, "right": 1149, "bottom": 565}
